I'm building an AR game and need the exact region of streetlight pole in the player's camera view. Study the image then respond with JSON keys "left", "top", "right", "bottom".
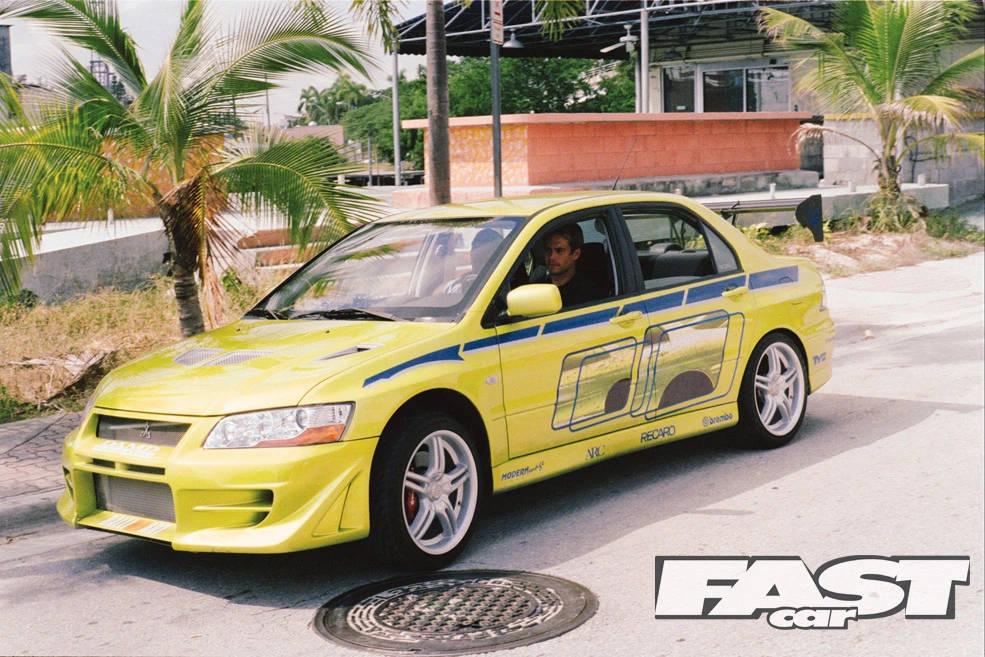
{"left": 490, "top": 0, "right": 504, "bottom": 197}
{"left": 392, "top": 50, "right": 402, "bottom": 186}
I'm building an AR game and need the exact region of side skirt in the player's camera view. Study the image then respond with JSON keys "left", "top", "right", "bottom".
{"left": 492, "top": 402, "right": 740, "bottom": 493}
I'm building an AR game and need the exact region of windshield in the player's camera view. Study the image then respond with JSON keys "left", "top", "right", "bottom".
{"left": 251, "top": 217, "right": 525, "bottom": 322}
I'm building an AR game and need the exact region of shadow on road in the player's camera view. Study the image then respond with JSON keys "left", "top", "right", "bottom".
{"left": 3, "top": 388, "right": 979, "bottom": 615}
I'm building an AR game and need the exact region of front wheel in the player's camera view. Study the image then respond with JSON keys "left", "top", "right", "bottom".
{"left": 736, "top": 334, "right": 807, "bottom": 449}
{"left": 369, "top": 413, "right": 481, "bottom": 570}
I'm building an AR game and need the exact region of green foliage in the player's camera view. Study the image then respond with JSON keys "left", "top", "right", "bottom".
{"left": 1, "top": 288, "right": 39, "bottom": 309}
{"left": 293, "top": 74, "right": 378, "bottom": 125}
{"left": 925, "top": 210, "right": 985, "bottom": 244}
{"left": 0, "top": 385, "right": 36, "bottom": 423}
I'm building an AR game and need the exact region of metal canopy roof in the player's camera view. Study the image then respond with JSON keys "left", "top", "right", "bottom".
{"left": 394, "top": 0, "right": 836, "bottom": 62}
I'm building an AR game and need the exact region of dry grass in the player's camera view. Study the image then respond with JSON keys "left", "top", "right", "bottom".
{"left": 0, "top": 270, "right": 284, "bottom": 419}
{"left": 771, "top": 226, "right": 982, "bottom": 278}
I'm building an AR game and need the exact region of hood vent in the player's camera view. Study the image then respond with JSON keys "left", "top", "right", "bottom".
{"left": 174, "top": 348, "right": 224, "bottom": 366}
{"left": 318, "top": 344, "right": 381, "bottom": 361}
{"left": 203, "top": 350, "right": 271, "bottom": 366}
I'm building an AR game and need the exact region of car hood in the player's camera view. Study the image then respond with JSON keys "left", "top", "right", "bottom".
{"left": 94, "top": 319, "right": 445, "bottom": 416}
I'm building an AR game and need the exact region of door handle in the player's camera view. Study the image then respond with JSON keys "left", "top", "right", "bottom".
{"left": 722, "top": 285, "right": 749, "bottom": 299}
{"left": 610, "top": 310, "right": 644, "bottom": 326}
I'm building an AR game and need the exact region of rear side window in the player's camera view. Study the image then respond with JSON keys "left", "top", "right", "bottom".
{"left": 621, "top": 206, "right": 736, "bottom": 290}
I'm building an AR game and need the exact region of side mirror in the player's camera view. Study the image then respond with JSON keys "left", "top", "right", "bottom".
{"left": 506, "top": 284, "right": 562, "bottom": 318}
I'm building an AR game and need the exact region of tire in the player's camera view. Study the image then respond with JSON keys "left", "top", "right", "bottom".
{"left": 369, "top": 412, "right": 482, "bottom": 570}
{"left": 735, "top": 333, "right": 807, "bottom": 449}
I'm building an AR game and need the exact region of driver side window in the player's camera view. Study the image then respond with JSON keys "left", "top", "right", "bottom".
{"left": 509, "top": 212, "right": 619, "bottom": 308}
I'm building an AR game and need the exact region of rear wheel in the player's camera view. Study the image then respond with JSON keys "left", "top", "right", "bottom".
{"left": 736, "top": 334, "right": 807, "bottom": 448}
{"left": 370, "top": 412, "right": 481, "bottom": 569}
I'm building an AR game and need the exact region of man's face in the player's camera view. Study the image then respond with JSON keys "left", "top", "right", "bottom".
{"left": 545, "top": 234, "right": 579, "bottom": 281}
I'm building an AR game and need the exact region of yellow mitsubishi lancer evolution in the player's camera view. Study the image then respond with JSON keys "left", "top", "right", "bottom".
{"left": 59, "top": 191, "right": 833, "bottom": 569}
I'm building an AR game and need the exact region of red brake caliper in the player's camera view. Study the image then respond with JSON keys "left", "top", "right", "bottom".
{"left": 405, "top": 487, "right": 418, "bottom": 521}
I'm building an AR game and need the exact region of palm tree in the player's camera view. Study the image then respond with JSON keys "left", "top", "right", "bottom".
{"left": 0, "top": 0, "right": 381, "bottom": 335}
{"left": 761, "top": 0, "right": 984, "bottom": 229}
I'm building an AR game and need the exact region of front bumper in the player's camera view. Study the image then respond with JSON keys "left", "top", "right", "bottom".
{"left": 58, "top": 409, "right": 378, "bottom": 553}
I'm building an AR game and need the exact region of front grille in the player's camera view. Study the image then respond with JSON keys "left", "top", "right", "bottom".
{"left": 93, "top": 474, "right": 175, "bottom": 522}
{"left": 96, "top": 415, "right": 189, "bottom": 447}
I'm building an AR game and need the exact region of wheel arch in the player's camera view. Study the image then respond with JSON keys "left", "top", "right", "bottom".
{"left": 748, "top": 328, "right": 812, "bottom": 393}
{"left": 377, "top": 389, "right": 493, "bottom": 495}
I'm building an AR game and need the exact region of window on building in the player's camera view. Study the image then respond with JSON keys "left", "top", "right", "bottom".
{"left": 663, "top": 67, "right": 694, "bottom": 112}
{"left": 746, "top": 67, "right": 790, "bottom": 112}
{"left": 659, "top": 61, "right": 790, "bottom": 113}
{"left": 702, "top": 69, "right": 744, "bottom": 112}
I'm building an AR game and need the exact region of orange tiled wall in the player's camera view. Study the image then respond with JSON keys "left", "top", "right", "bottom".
{"left": 445, "top": 124, "right": 529, "bottom": 187}
{"left": 524, "top": 117, "right": 802, "bottom": 185}
{"left": 425, "top": 114, "right": 806, "bottom": 187}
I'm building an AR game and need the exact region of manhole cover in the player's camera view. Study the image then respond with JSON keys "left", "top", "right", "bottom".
{"left": 313, "top": 570, "right": 598, "bottom": 655}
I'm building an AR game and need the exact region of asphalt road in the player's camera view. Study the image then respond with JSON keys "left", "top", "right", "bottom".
{"left": 1, "top": 253, "right": 982, "bottom": 657}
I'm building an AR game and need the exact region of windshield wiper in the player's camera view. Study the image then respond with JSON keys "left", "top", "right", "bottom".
{"left": 291, "top": 308, "right": 399, "bottom": 322}
{"left": 244, "top": 307, "right": 287, "bottom": 320}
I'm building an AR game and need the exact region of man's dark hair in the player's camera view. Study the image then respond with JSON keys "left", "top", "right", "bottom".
{"left": 545, "top": 223, "right": 584, "bottom": 251}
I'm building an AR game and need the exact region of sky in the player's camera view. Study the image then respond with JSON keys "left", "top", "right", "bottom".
{"left": 5, "top": 0, "right": 426, "bottom": 125}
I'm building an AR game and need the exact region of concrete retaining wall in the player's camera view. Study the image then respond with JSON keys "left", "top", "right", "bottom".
{"left": 16, "top": 220, "right": 169, "bottom": 302}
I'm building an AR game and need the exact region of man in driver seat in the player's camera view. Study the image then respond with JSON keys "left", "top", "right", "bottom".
{"left": 544, "top": 224, "right": 605, "bottom": 308}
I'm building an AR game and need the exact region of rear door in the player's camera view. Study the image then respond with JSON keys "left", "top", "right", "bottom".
{"left": 616, "top": 203, "right": 748, "bottom": 422}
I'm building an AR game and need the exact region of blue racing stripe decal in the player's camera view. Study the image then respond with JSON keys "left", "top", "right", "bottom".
{"left": 686, "top": 275, "right": 747, "bottom": 305}
{"left": 643, "top": 290, "right": 686, "bottom": 314}
{"left": 543, "top": 307, "right": 618, "bottom": 336}
{"left": 463, "top": 326, "right": 540, "bottom": 353}
{"left": 363, "top": 345, "right": 463, "bottom": 387}
{"left": 749, "top": 265, "right": 799, "bottom": 290}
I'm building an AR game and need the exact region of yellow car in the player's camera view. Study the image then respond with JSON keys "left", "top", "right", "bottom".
{"left": 58, "top": 191, "right": 834, "bottom": 569}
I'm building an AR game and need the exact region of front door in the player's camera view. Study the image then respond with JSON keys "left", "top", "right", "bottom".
{"left": 497, "top": 210, "right": 645, "bottom": 458}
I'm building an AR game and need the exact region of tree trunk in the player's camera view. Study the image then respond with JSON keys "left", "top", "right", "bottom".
{"left": 171, "top": 255, "right": 206, "bottom": 337}
{"left": 425, "top": 0, "right": 451, "bottom": 205}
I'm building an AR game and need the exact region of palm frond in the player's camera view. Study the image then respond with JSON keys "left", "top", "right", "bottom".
{"left": 212, "top": 126, "right": 383, "bottom": 251}
{"left": 535, "top": 0, "right": 582, "bottom": 42}
{"left": 0, "top": 84, "right": 139, "bottom": 295}
{"left": 882, "top": 95, "right": 972, "bottom": 134}
{"left": 922, "top": 46, "right": 985, "bottom": 99}
{"left": 212, "top": 2, "right": 369, "bottom": 101}
{"left": 792, "top": 123, "right": 882, "bottom": 163}
{"left": 350, "top": 0, "right": 404, "bottom": 53}
{"left": 760, "top": 6, "right": 880, "bottom": 113}
{"left": 0, "top": 0, "right": 146, "bottom": 93}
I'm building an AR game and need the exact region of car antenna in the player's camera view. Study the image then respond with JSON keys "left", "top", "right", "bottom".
{"left": 611, "top": 136, "right": 638, "bottom": 190}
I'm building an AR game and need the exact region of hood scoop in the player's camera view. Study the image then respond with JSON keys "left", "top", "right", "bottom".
{"left": 318, "top": 344, "right": 381, "bottom": 362}
{"left": 173, "top": 348, "right": 224, "bottom": 366}
{"left": 173, "top": 348, "right": 271, "bottom": 367}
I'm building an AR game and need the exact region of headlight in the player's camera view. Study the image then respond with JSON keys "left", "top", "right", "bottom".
{"left": 203, "top": 404, "right": 354, "bottom": 449}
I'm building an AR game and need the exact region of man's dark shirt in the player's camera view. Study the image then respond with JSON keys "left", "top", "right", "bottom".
{"left": 557, "top": 270, "right": 606, "bottom": 308}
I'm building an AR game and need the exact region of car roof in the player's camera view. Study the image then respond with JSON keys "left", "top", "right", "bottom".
{"left": 382, "top": 190, "right": 687, "bottom": 222}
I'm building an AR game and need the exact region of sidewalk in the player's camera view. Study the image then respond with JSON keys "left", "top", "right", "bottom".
{"left": 0, "top": 412, "right": 80, "bottom": 500}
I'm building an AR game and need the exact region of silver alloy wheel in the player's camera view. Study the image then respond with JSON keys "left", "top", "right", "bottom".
{"left": 753, "top": 342, "right": 806, "bottom": 436}
{"left": 402, "top": 429, "right": 479, "bottom": 555}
